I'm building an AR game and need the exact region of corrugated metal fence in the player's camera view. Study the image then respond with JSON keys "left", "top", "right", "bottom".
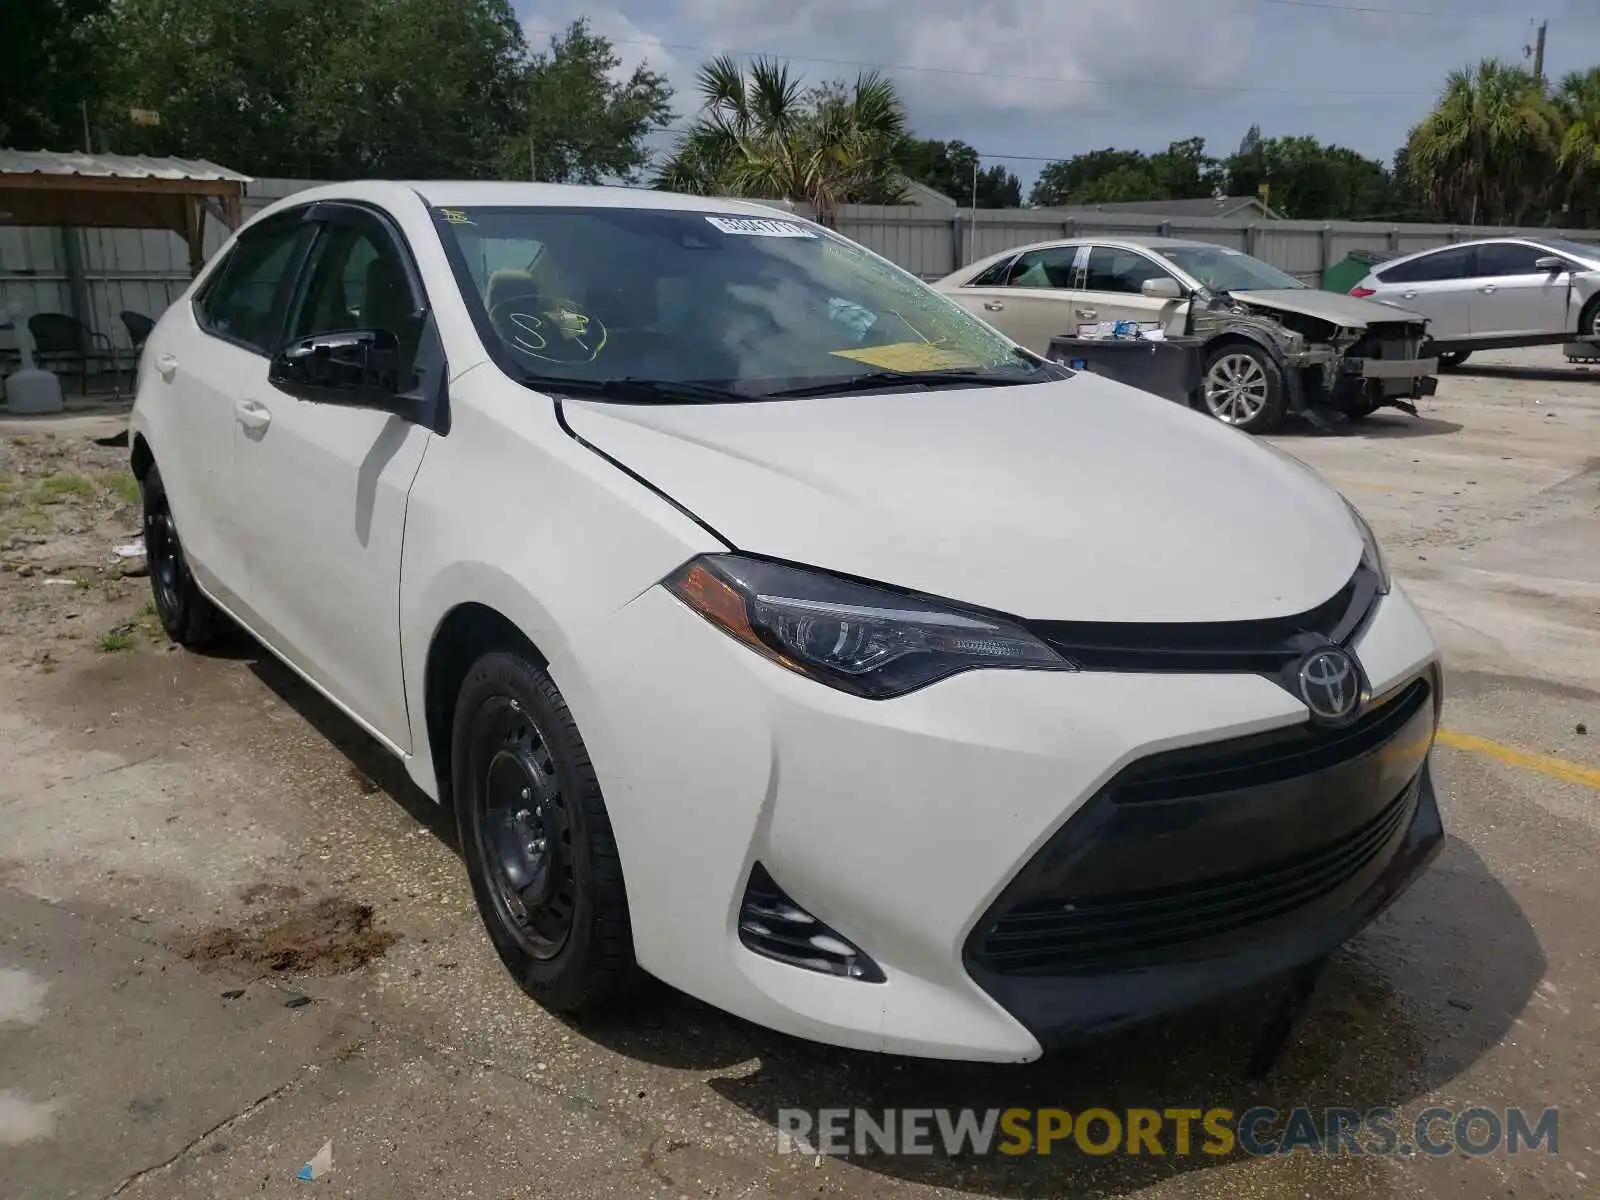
{"left": 5, "top": 177, "right": 1600, "bottom": 355}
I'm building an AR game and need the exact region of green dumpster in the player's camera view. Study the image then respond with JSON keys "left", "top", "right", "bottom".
{"left": 1322, "top": 249, "right": 1393, "bottom": 294}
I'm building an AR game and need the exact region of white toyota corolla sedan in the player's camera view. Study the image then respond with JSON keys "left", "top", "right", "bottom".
{"left": 130, "top": 181, "right": 1445, "bottom": 1062}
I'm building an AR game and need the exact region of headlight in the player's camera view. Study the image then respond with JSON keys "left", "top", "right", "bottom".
{"left": 1344, "top": 498, "right": 1391, "bottom": 594}
{"left": 665, "top": 554, "right": 1075, "bottom": 699}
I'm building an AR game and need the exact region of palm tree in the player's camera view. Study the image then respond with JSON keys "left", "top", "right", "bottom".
{"left": 1555, "top": 68, "right": 1600, "bottom": 225}
{"left": 1407, "top": 58, "right": 1558, "bottom": 226}
{"left": 656, "top": 55, "right": 908, "bottom": 223}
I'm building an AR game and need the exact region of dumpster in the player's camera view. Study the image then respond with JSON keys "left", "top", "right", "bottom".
{"left": 1047, "top": 335, "right": 1205, "bottom": 407}
{"left": 1322, "top": 249, "right": 1393, "bottom": 294}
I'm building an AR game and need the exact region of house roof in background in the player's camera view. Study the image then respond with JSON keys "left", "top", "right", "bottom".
{"left": 0, "top": 149, "right": 252, "bottom": 183}
{"left": 899, "top": 178, "right": 959, "bottom": 207}
{"left": 1048, "top": 195, "right": 1283, "bottom": 220}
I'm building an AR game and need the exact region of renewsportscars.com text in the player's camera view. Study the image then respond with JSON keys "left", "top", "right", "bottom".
{"left": 776, "top": 1106, "right": 1559, "bottom": 1158}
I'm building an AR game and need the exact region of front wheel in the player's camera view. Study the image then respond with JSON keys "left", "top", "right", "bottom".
{"left": 1436, "top": 350, "right": 1471, "bottom": 371}
{"left": 452, "top": 650, "right": 637, "bottom": 1012}
{"left": 1200, "top": 343, "right": 1286, "bottom": 434}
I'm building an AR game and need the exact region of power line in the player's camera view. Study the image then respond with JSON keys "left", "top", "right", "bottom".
{"left": 526, "top": 27, "right": 1445, "bottom": 98}
{"left": 1257, "top": 0, "right": 1538, "bottom": 18}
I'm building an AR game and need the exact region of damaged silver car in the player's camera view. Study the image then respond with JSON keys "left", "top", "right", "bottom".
{"left": 937, "top": 237, "right": 1438, "bottom": 434}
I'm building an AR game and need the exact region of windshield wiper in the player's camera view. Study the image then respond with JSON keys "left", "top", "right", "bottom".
{"left": 515, "top": 373, "right": 748, "bottom": 404}
{"left": 760, "top": 366, "right": 1046, "bottom": 400}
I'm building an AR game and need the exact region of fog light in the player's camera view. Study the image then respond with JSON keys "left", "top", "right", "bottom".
{"left": 738, "top": 863, "right": 884, "bottom": 982}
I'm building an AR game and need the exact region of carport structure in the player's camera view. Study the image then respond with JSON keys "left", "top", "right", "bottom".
{"left": 0, "top": 149, "right": 250, "bottom": 277}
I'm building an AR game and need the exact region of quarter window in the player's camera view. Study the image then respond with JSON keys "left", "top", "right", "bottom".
{"left": 195, "top": 219, "right": 315, "bottom": 353}
{"left": 1082, "top": 247, "right": 1176, "bottom": 295}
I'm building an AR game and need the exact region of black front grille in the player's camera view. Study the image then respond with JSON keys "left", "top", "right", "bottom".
{"left": 1024, "top": 563, "right": 1381, "bottom": 674}
{"left": 976, "top": 781, "right": 1415, "bottom": 974}
{"left": 1111, "top": 677, "right": 1431, "bottom": 805}
{"left": 965, "top": 669, "right": 1437, "bottom": 980}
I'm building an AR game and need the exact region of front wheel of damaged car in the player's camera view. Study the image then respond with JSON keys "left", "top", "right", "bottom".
{"left": 1200, "top": 342, "right": 1286, "bottom": 434}
{"left": 452, "top": 649, "right": 638, "bottom": 1012}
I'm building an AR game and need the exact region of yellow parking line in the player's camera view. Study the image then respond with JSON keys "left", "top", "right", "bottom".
{"left": 1436, "top": 728, "right": 1600, "bottom": 790}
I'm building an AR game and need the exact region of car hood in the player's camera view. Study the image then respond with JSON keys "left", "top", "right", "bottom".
{"left": 562, "top": 375, "right": 1364, "bottom": 623}
{"left": 1228, "top": 289, "right": 1426, "bottom": 327}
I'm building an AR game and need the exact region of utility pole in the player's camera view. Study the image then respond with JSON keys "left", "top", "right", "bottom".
{"left": 1532, "top": 20, "right": 1547, "bottom": 85}
{"left": 969, "top": 156, "right": 979, "bottom": 265}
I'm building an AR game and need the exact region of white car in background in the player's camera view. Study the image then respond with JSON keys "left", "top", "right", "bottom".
{"left": 1349, "top": 236, "right": 1600, "bottom": 369}
{"left": 129, "top": 182, "right": 1444, "bottom": 1062}
{"left": 937, "top": 237, "right": 1438, "bottom": 434}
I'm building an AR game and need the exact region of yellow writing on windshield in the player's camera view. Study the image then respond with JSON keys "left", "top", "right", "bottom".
{"left": 830, "top": 342, "right": 981, "bottom": 372}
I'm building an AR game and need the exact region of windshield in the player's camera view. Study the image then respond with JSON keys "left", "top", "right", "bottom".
{"left": 1160, "top": 245, "right": 1308, "bottom": 292}
{"left": 432, "top": 205, "right": 1039, "bottom": 399}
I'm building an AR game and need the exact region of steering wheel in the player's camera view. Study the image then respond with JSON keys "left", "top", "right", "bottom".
{"left": 489, "top": 296, "right": 608, "bottom": 366}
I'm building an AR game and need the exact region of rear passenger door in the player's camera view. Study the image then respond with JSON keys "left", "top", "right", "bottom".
{"left": 949, "top": 245, "right": 1084, "bottom": 353}
{"left": 166, "top": 212, "right": 316, "bottom": 611}
{"left": 1071, "top": 246, "right": 1190, "bottom": 334}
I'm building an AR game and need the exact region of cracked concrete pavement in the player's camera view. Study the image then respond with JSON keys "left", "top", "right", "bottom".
{"left": 1, "top": 347, "right": 1596, "bottom": 1199}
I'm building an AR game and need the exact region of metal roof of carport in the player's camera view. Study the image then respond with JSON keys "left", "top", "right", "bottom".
{"left": 0, "top": 149, "right": 252, "bottom": 274}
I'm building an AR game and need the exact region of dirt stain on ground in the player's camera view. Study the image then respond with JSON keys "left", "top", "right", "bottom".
{"left": 176, "top": 896, "right": 399, "bottom": 976}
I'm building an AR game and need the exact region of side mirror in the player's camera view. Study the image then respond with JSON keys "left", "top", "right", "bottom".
{"left": 1534, "top": 255, "right": 1567, "bottom": 273}
{"left": 269, "top": 328, "right": 407, "bottom": 408}
{"left": 1141, "top": 277, "right": 1183, "bottom": 300}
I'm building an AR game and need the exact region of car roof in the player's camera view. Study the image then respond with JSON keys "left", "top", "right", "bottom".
{"left": 248, "top": 179, "right": 808, "bottom": 227}
{"left": 1379, "top": 235, "right": 1600, "bottom": 267}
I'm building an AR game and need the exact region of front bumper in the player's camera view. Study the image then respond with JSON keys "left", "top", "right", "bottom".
{"left": 965, "top": 679, "right": 1442, "bottom": 1046}
{"left": 552, "top": 580, "right": 1443, "bottom": 1062}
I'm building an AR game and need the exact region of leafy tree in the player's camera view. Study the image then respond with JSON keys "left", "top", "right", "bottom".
{"left": 1554, "top": 68, "right": 1600, "bottom": 226}
{"left": 0, "top": 0, "right": 111, "bottom": 150}
{"left": 897, "top": 138, "right": 1020, "bottom": 207}
{"left": 1405, "top": 57, "right": 1558, "bottom": 225}
{"left": 1028, "top": 149, "right": 1147, "bottom": 206}
{"left": 1027, "top": 141, "right": 1218, "bottom": 207}
{"left": 99, "top": 0, "right": 531, "bottom": 177}
{"left": 656, "top": 56, "right": 909, "bottom": 221}
{"left": 1222, "top": 133, "right": 1393, "bottom": 219}
{"left": 510, "top": 19, "right": 674, "bottom": 184}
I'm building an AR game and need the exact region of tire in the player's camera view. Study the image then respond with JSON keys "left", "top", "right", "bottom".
{"left": 141, "top": 464, "right": 226, "bottom": 649}
{"left": 1436, "top": 350, "right": 1471, "bottom": 371}
{"left": 1579, "top": 296, "right": 1600, "bottom": 342}
{"left": 1200, "top": 342, "right": 1287, "bottom": 434}
{"left": 452, "top": 650, "right": 636, "bottom": 1012}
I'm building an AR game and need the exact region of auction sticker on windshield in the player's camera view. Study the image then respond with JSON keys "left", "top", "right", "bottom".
{"left": 831, "top": 343, "right": 982, "bottom": 371}
{"left": 705, "top": 216, "right": 818, "bottom": 238}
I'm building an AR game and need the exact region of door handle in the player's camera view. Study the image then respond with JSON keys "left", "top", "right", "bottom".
{"left": 983, "top": 301, "right": 1005, "bottom": 312}
{"left": 234, "top": 400, "right": 272, "bottom": 432}
{"left": 1076, "top": 308, "right": 1098, "bottom": 319}
{"left": 1480, "top": 284, "right": 1497, "bottom": 293}
{"left": 155, "top": 352, "right": 178, "bottom": 380}
{"left": 1402, "top": 291, "right": 1418, "bottom": 299}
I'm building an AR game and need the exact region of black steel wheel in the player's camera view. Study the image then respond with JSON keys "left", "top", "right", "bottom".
{"left": 141, "top": 464, "right": 224, "bottom": 648}
{"left": 453, "top": 650, "right": 636, "bottom": 1011}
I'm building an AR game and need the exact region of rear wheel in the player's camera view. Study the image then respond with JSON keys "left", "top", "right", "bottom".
{"left": 141, "top": 464, "right": 225, "bottom": 649}
{"left": 1200, "top": 343, "right": 1286, "bottom": 434}
{"left": 1579, "top": 296, "right": 1600, "bottom": 342}
{"left": 1436, "top": 350, "right": 1471, "bottom": 370}
{"left": 452, "top": 650, "right": 637, "bottom": 1012}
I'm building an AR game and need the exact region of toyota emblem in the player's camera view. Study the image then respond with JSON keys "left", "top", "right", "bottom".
{"left": 1296, "top": 646, "right": 1361, "bottom": 722}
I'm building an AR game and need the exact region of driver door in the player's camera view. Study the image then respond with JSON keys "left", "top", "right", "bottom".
{"left": 1071, "top": 245, "right": 1190, "bottom": 335}
{"left": 232, "top": 203, "right": 433, "bottom": 750}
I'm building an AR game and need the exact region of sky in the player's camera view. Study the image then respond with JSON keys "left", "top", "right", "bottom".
{"left": 513, "top": 0, "right": 1600, "bottom": 193}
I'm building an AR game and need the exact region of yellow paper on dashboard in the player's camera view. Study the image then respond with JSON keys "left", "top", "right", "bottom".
{"left": 829, "top": 342, "right": 979, "bottom": 372}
